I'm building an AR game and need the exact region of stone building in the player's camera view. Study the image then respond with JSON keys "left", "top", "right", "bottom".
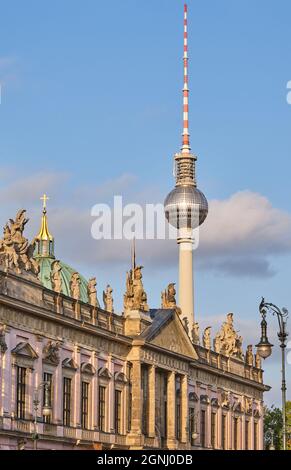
{"left": 0, "top": 205, "right": 269, "bottom": 450}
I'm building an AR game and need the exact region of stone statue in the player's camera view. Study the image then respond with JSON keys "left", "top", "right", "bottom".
{"left": 43, "top": 340, "right": 60, "bottom": 365}
{"left": 161, "top": 283, "right": 177, "bottom": 309}
{"left": 51, "top": 260, "right": 62, "bottom": 293}
{"left": 255, "top": 351, "right": 262, "bottom": 369}
{"left": 124, "top": 266, "right": 149, "bottom": 312}
{"left": 88, "top": 277, "right": 98, "bottom": 307}
{"left": 0, "top": 324, "right": 7, "bottom": 354}
{"left": 246, "top": 345, "right": 254, "bottom": 366}
{"left": 214, "top": 313, "right": 244, "bottom": 359}
{"left": 191, "top": 322, "right": 200, "bottom": 345}
{"left": 214, "top": 332, "right": 221, "bottom": 353}
{"left": 103, "top": 285, "right": 114, "bottom": 313}
{"left": 0, "top": 209, "right": 39, "bottom": 276}
{"left": 70, "top": 272, "right": 81, "bottom": 300}
{"left": 203, "top": 326, "right": 211, "bottom": 349}
{"left": 183, "top": 317, "right": 189, "bottom": 334}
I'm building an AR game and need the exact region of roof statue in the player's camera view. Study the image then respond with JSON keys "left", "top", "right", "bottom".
{"left": 191, "top": 322, "right": 200, "bottom": 345}
{"left": 70, "top": 272, "right": 81, "bottom": 301}
{"left": 51, "top": 260, "right": 63, "bottom": 293}
{"left": 124, "top": 266, "right": 149, "bottom": 312}
{"left": 255, "top": 350, "right": 262, "bottom": 369}
{"left": 203, "top": 326, "right": 211, "bottom": 349}
{"left": 103, "top": 285, "right": 114, "bottom": 313}
{"left": 0, "top": 209, "right": 39, "bottom": 276}
{"left": 213, "top": 313, "right": 244, "bottom": 360}
{"left": 161, "top": 283, "right": 177, "bottom": 309}
{"left": 87, "top": 277, "right": 98, "bottom": 307}
{"left": 246, "top": 345, "right": 254, "bottom": 366}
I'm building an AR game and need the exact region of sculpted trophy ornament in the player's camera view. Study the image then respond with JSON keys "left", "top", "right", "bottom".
{"left": 221, "top": 391, "right": 231, "bottom": 408}
{"left": 246, "top": 345, "right": 254, "bottom": 367}
{"left": 103, "top": 285, "right": 114, "bottom": 313}
{"left": 214, "top": 313, "right": 244, "bottom": 359}
{"left": 88, "top": 277, "right": 98, "bottom": 307}
{"left": 124, "top": 266, "right": 149, "bottom": 312}
{"left": 43, "top": 340, "right": 60, "bottom": 365}
{"left": 203, "top": 326, "right": 211, "bottom": 349}
{"left": 70, "top": 272, "right": 81, "bottom": 301}
{"left": 191, "top": 322, "right": 200, "bottom": 345}
{"left": 51, "top": 260, "right": 62, "bottom": 293}
{"left": 0, "top": 209, "right": 39, "bottom": 276}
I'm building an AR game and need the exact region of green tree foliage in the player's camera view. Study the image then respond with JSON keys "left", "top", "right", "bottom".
{"left": 264, "top": 401, "right": 291, "bottom": 450}
{"left": 264, "top": 405, "right": 283, "bottom": 450}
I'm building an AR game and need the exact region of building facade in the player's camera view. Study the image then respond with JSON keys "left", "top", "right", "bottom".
{"left": 0, "top": 206, "right": 268, "bottom": 450}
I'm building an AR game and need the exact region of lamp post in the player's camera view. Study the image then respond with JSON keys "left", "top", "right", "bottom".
{"left": 256, "top": 297, "right": 289, "bottom": 451}
{"left": 32, "top": 381, "right": 52, "bottom": 450}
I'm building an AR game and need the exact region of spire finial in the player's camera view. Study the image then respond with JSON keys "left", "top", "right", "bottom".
{"left": 34, "top": 194, "right": 54, "bottom": 258}
{"left": 182, "top": 3, "right": 190, "bottom": 153}
{"left": 131, "top": 236, "right": 136, "bottom": 279}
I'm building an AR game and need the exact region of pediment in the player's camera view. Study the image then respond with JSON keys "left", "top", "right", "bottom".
{"left": 11, "top": 342, "right": 38, "bottom": 359}
{"left": 98, "top": 367, "right": 112, "bottom": 380}
{"left": 147, "top": 312, "right": 198, "bottom": 360}
{"left": 62, "top": 358, "right": 78, "bottom": 370}
{"left": 114, "top": 371, "right": 128, "bottom": 384}
{"left": 81, "top": 362, "right": 96, "bottom": 375}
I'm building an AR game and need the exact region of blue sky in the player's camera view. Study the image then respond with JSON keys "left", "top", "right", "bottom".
{"left": 1, "top": 0, "right": 291, "bottom": 406}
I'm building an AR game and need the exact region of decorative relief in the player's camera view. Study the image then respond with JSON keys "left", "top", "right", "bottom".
{"left": 0, "top": 210, "right": 39, "bottom": 276}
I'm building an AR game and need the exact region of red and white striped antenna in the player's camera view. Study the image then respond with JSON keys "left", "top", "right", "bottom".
{"left": 181, "top": 3, "right": 191, "bottom": 154}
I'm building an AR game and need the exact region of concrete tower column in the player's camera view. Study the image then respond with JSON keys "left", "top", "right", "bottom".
{"left": 178, "top": 230, "right": 194, "bottom": 326}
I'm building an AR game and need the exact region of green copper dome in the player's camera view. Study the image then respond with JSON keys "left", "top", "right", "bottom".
{"left": 38, "top": 257, "right": 90, "bottom": 303}
{"left": 34, "top": 196, "right": 99, "bottom": 305}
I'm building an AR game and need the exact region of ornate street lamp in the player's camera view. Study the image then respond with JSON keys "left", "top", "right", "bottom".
{"left": 256, "top": 297, "right": 289, "bottom": 451}
{"left": 32, "top": 381, "right": 52, "bottom": 450}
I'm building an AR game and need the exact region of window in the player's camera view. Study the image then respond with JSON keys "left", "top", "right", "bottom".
{"left": 254, "top": 422, "right": 258, "bottom": 450}
{"left": 233, "top": 417, "right": 239, "bottom": 450}
{"left": 99, "top": 386, "right": 106, "bottom": 431}
{"left": 114, "top": 390, "right": 122, "bottom": 434}
{"left": 189, "top": 407, "right": 195, "bottom": 446}
{"left": 222, "top": 414, "right": 227, "bottom": 450}
{"left": 211, "top": 412, "right": 216, "bottom": 448}
{"left": 200, "top": 410, "right": 206, "bottom": 448}
{"left": 245, "top": 420, "right": 249, "bottom": 450}
{"left": 175, "top": 376, "right": 181, "bottom": 441}
{"left": 127, "top": 364, "right": 132, "bottom": 432}
{"left": 63, "top": 377, "right": 71, "bottom": 427}
{"left": 16, "top": 367, "right": 26, "bottom": 419}
{"left": 43, "top": 372, "right": 53, "bottom": 424}
{"left": 81, "top": 382, "right": 89, "bottom": 429}
{"left": 141, "top": 367, "right": 148, "bottom": 435}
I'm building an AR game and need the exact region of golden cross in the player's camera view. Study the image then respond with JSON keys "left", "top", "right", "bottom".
{"left": 40, "top": 193, "right": 50, "bottom": 210}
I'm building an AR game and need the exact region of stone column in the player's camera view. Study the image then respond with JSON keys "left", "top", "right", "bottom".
{"left": 108, "top": 355, "right": 114, "bottom": 433}
{"left": 73, "top": 347, "right": 81, "bottom": 427}
{"left": 167, "top": 371, "right": 176, "bottom": 448}
{"left": 181, "top": 375, "right": 188, "bottom": 444}
{"left": 131, "top": 359, "right": 142, "bottom": 435}
{"left": 92, "top": 353, "right": 98, "bottom": 429}
{"left": 148, "top": 365, "right": 156, "bottom": 438}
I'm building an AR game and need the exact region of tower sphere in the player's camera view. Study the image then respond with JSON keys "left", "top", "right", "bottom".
{"left": 164, "top": 185, "right": 208, "bottom": 229}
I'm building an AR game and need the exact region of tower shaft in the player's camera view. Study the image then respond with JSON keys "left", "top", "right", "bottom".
{"left": 178, "top": 234, "right": 194, "bottom": 327}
